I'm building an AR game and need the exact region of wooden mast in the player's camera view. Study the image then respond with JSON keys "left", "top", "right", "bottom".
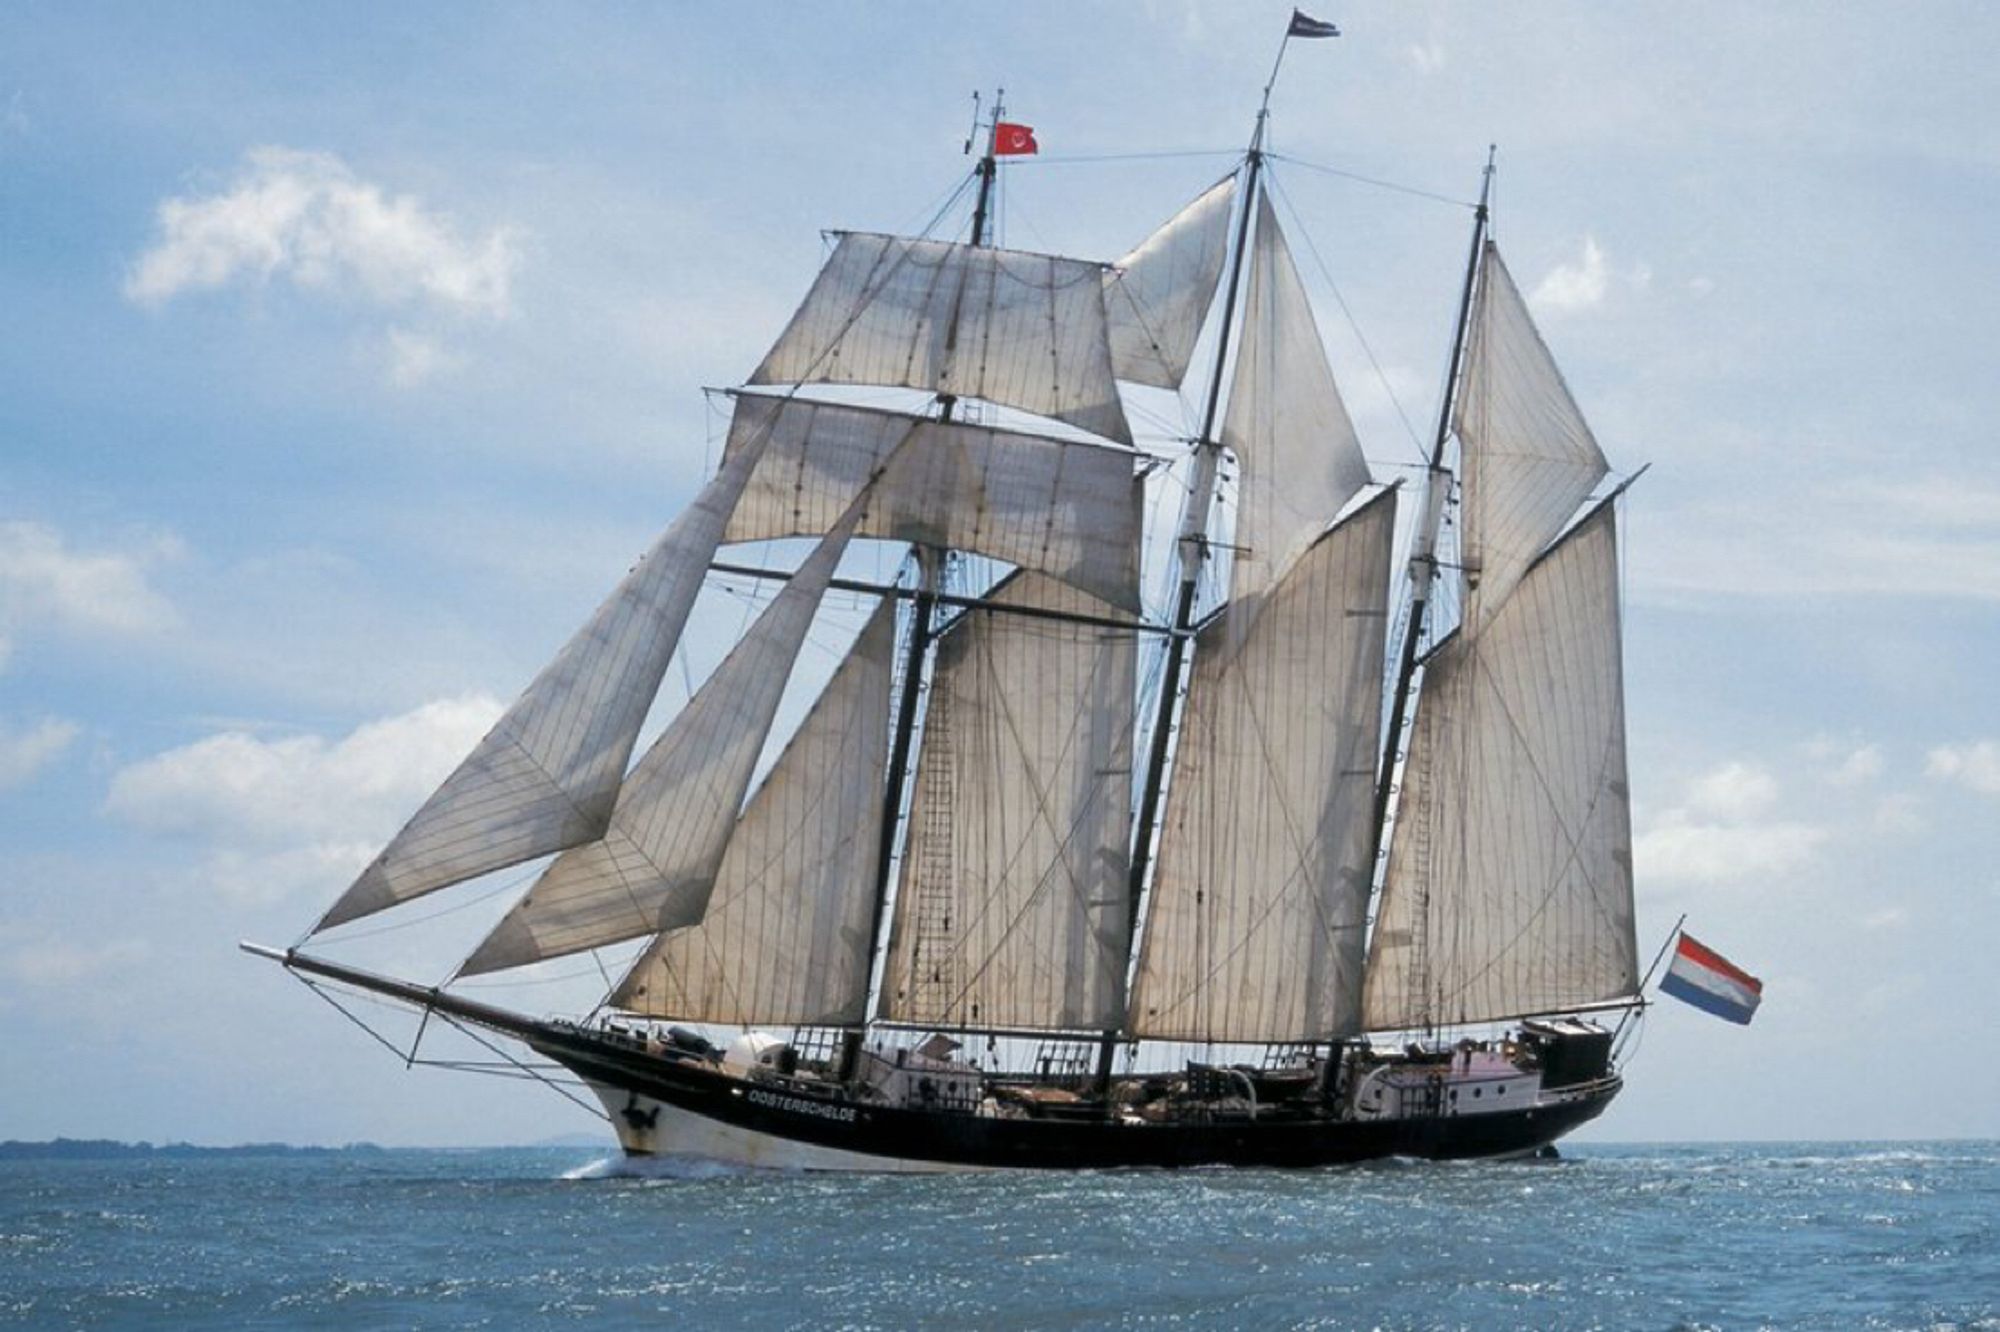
{"left": 1364, "top": 150, "right": 1494, "bottom": 1033}
{"left": 852, "top": 93, "right": 1007, "bottom": 1067}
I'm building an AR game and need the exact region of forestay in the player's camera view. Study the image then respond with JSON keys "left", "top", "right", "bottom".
{"left": 1362, "top": 503, "right": 1637, "bottom": 1032}
{"left": 314, "top": 436, "right": 771, "bottom": 932}
{"left": 610, "top": 598, "right": 895, "bottom": 1027}
{"left": 724, "top": 393, "right": 1144, "bottom": 613}
{"left": 1454, "top": 241, "right": 1608, "bottom": 631}
{"left": 458, "top": 497, "right": 871, "bottom": 977}
{"left": 880, "top": 573, "right": 1136, "bottom": 1033}
{"left": 1219, "top": 195, "right": 1374, "bottom": 607}
{"left": 1104, "top": 175, "right": 1237, "bottom": 389}
{"left": 749, "top": 232, "right": 1132, "bottom": 446}
{"left": 1128, "top": 491, "right": 1393, "bottom": 1043}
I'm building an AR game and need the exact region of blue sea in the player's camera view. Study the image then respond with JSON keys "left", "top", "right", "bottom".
{"left": 3, "top": 1142, "right": 1995, "bottom": 1329}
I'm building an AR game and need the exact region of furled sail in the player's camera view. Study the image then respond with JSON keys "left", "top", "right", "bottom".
{"left": 748, "top": 232, "right": 1132, "bottom": 446}
{"left": 879, "top": 573, "right": 1136, "bottom": 1032}
{"left": 1219, "top": 194, "right": 1374, "bottom": 606}
{"left": 1104, "top": 175, "right": 1237, "bottom": 389}
{"left": 1361, "top": 502, "right": 1637, "bottom": 1032}
{"left": 314, "top": 436, "right": 771, "bottom": 932}
{"left": 1128, "top": 490, "right": 1394, "bottom": 1043}
{"left": 609, "top": 597, "right": 895, "bottom": 1027}
{"left": 724, "top": 393, "right": 1144, "bottom": 613}
{"left": 1454, "top": 241, "right": 1608, "bottom": 630}
{"left": 457, "top": 497, "right": 871, "bottom": 977}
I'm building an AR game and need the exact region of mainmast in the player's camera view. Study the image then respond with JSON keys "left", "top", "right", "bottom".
{"left": 1101, "top": 92, "right": 1275, "bottom": 1083}
{"left": 1366, "top": 151, "right": 1494, "bottom": 941}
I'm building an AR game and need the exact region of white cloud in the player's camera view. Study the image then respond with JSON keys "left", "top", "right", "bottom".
{"left": 0, "top": 521, "right": 180, "bottom": 639}
{"left": 1927, "top": 740, "right": 2000, "bottom": 797}
{"left": 0, "top": 717, "right": 79, "bottom": 790}
{"left": 0, "top": 937, "right": 150, "bottom": 988}
{"left": 126, "top": 147, "right": 518, "bottom": 384}
{"left": 106, "top": 694, "right": 502, "bottom": 902}
{"left": 128, "top": 147, "right": 518, "bottom": 318}
{"left": 1408, "top": 42, "right": 1447, "bottom": 74}
{"left": 1635, "top": 814, "right": 1826, "bottom": 886}
{"left": 1532, "top": 236, "right": 1608, "bottom": 313}
{"left": 1635, "top": 760, "right": 1825, "bottom": 886}
{"left": 1685, "top": 760, "right": 1779, "bottom": 820}
{"left": 1641, "top": 477, "right": 2000, "bottom": 605}
{"left": 1818, "top": 742, "right": 1882, "bottom": 787}
{"left": 383, "top": 327, "right": 463, "bottom": 388}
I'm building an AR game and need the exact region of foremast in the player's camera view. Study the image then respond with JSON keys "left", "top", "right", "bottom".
{"left": 864, "top": 97, "right": 1007, "bottom": 1027}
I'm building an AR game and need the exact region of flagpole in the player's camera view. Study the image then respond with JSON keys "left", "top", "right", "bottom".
{"left": 1613, "top": 912, "right": 1686, "bottom": 1049}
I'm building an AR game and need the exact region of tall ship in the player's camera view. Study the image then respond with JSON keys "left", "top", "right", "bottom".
{"left": 246, "top": 41, "right": 1646, "bottom": 1170}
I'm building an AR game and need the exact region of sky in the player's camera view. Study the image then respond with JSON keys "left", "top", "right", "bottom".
{"left": 2, "top": 3, "right": 1996, "bottom": 1148}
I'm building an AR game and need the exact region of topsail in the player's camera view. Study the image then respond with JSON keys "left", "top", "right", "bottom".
{"left": 750, "top": 233, "right": 1132, "bottom": 446}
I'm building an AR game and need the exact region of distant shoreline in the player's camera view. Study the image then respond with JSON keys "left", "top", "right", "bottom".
{"left": 0, "top": 1136, "right": 613, "bottom": 1161}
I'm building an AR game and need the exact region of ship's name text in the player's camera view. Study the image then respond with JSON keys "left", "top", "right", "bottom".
{"left": 747, "top": 1088, "right": 858, "bottom": 1123}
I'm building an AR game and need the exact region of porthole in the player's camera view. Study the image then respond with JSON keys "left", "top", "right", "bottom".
{"left": 1473, "top": 1088, "right": 1482, "bottom": 1098}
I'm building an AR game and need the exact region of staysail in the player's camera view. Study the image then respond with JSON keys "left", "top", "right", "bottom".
{"left": 609, "top": 597, "right": 895, "bottom": 1027}
{"left": 1219, "top": 194, "right": 1375, "bottom": 607}
{"left": 1127, "top": 490, "right": 1394, "bottom": 1043}
{"left": 879, "top": 572, "right": 1136, "bottom": 1032}
{"left": 1454, "top": 242, "right": 1608, "bottom": 630}
{"left": 457, "top": 494, "right": 873, "bottom": 977}
{"left": 749, "top": 233, "right": 1131, "bottom": 446}
{"left": 1104, "top": 176, "right": 1237, "bottom": 389}
{"left": 313, "top": 436, "right": 770, "bottom": 932}
{"left": 1361, "top": 501, "right": 1637, "bottom": 1031}
{"left": 722, "top": 393, "right": 1144, "bottom": 613}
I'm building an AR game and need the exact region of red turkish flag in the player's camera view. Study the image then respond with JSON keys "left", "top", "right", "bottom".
{"left": 994, "top": 122, "right": 1039, "bottom": 156}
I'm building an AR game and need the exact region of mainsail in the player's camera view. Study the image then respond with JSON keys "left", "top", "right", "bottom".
{"left": 458, "top": 493, "right": 873, "bottom": 977}
{"left": 610, "top": 597, "right": 896, "bottom": 1027}
{"left": 749, "top": 233, "right": 1132, "bottom": 446}
{"left": 314, "top": 435, "right": 770, "bottom": 932}
{"left": 879, "top": 572, "right": 1136, "bottom": 1032}
{"left": 1361, "top": 501, "right": 1637, "bottom": 1030}
{"left": 722, "top": 393, "right": 1144, "bottom": 612}
{"left": 1128, "top": 491, "right": 1394, "bottom": 1043}
{"left": 1104, "top": 176, "right": 1237, "bottom": 389}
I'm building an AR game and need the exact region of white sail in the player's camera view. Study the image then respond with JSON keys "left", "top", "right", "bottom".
{"left": 724, "top": 393, "right": 1144, "bottom": 613}
{"left": 879, "top": 573, "right": 1136, "bottom": 1032}
{"left": 1362, "top": 502, "right": 1637, "bottom": 1031}
{"left": 1128, "top": 490, "right": 1394, "bottom": 1043}
{"left": 1454, "top": 241, "right": 1608, "bottom": 629}
{"left": 314, "top": 437, "right": 770, "bottom": 931}
{"left": 457, "top": 499, "right": 870, "bottom": 977}
{"left": 1220, "top": 194, "right": 1374, "bottom": 606}
{"left": 749, "top": 232, "right": 1132, "bottom": 446}
{"left": 609, "top": 597, "right": 895, "bottom": 1027}
{"left": 1104, "top": 176, "right": 1237, "bottom": 389}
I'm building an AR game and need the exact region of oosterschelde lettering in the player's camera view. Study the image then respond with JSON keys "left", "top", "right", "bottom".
{"left": 747, "top": 1087, "right": 859, "bottom": 1123}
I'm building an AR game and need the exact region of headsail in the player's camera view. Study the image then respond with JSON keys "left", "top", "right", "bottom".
{"left": 609, "top": 597, "right": 895, "bottom": 1027}
{"left": 1128, "top": 490, "right": 1393, "bottom": 1043}
{"left": 749, "top": 233, "right": 1131, "bottom": 446}
{"left": 1361, "top": 502, "right": 1637, "bottom": 1031}
{"left": 313, "top": 436, "right": 770, "bottom": 932}
{"left": 1104, "top": 176, "right": 1237, "bottom": 389}
{"left": 457, "top": 495, "right": 872, "bottom": 977}
{"left": 723, "top": 393, "right": 1144, "bottom": 613}
{"left": 1219, "top": 194, "right": 1374, "bottom": 606}
{"left": 879, "top": 572, "right": 1136, "bottom": 1032}
{"left": 1454, "top": 241, "right": 1608, "bottom": 631}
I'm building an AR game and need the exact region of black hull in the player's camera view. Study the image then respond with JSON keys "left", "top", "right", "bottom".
{"left": 244, "top": 946, "right": 1620, "bottom": 1171}
{"left": 535, "top": 1032, "right": 1620, "bottom": 1171}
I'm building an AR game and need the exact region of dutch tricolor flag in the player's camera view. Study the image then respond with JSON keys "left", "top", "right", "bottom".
{"left": 1660, "top": 933, "right": 1763, "bottom": 1025}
